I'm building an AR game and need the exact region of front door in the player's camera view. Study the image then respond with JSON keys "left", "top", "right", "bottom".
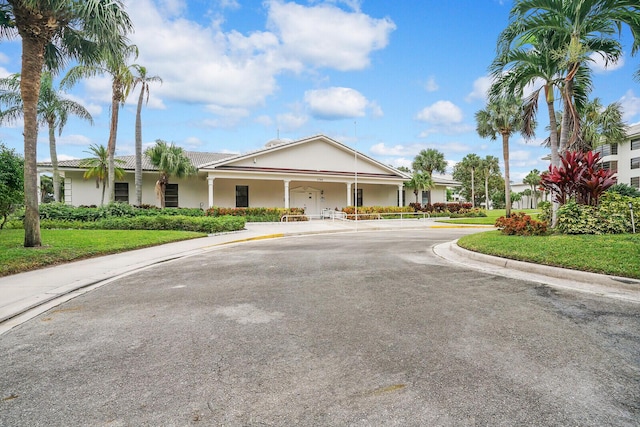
{"left": 291, "top": 190, "right": 318, "bottom": 216}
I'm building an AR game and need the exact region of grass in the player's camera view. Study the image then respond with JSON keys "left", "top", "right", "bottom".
{"left": 0, "top": 229, "right": 207, "bottom": 277}
{"left": 458, "top": 230, "right": 640, "bottom": 279}
{"left": 436, "top": 209, "right": 540, "bottom": 225}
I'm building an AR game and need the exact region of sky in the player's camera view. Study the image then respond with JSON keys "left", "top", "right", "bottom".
{"left": 1, "top": 0, "right": 639, "bottom": 183}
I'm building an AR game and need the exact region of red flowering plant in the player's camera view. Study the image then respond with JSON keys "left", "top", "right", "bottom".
{"left": 540, "top": 151, "right": 616, "bottom": 207}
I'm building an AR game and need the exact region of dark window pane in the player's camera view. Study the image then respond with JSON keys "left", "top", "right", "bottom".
{"left": 165, "top": 184, "right": 179, "bottom": 207}
{"left": 236, "top": 185, "right": 249, "bottom": 208}
{"left": 114, "top": 182, "right": 129, "bottom": 203}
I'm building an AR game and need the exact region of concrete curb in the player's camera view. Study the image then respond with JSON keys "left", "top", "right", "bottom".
{"left": 449, "top": 241, "right": 640, "bottom": 288}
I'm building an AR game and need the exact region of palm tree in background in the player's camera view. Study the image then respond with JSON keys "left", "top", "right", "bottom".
{"left": 79, "top": 144, "right": 125, "bottom": 206}
{"left": 412, "top": 148, "right": 447, "bottom": 205}
{"left": 63, "top": 44, "right": 139, "bottom": 204}
{"left": 476, "top": 95, "right": 534, "bottom": 218}
{"left": 479, "top": 155, "right": 501, "bottom": 210}
{"left": 404, "top": 172, "right": 433, "bottom": 204}
{"left": 523, "top": 169, "right": 542, "bottom": 208}
{"left": 145, "top": 140, "right": 197, "bottom": 208}
{"left": 132, "top": 66, "right": 163, "bottom": 206}
{"left": 0, "top": 72, "right": 94, "bottom": 202}
{"left": 0, "top": 0, "right": 133, "bottom": 247}
{"left": 578, "top": 98, "right": 626, "bottom": 151}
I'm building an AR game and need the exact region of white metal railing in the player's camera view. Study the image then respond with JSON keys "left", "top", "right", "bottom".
{"left": 280, "top": 210, "right": 430, "bottom": 222}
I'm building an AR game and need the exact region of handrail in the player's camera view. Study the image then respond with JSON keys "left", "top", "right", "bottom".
{"left": 280, "top": 211, "right": 430, "bottom": 222}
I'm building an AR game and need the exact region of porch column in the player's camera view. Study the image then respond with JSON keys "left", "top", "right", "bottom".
{"left": 346, "top": 182, "right": 352, "bottom": 206}
{"left": 284, "top": 180, "right": 290, "bottom": 209}
{"left": 397, "top": 184, "right": 404, "bottom": 207}
{"left": 37, "top": 173, "right": 41, "bottom": 205}
{"left": 207, "top": 176, "right": 215, "bottom": 208}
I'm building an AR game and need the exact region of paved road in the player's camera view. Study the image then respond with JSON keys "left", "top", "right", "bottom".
{"left": 1, "top": 229, "right": 639, "bottom": 426}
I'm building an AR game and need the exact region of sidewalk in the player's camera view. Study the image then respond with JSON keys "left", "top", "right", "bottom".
{"left": 2, "top": 219, "right": 638, "bottom": 334}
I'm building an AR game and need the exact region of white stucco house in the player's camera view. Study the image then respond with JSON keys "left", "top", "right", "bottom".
{"left": 595, "top": 122, "right": 640, "bottom": 189}
{"left": 38, "top": 135, "right": 458, "bottom": 215}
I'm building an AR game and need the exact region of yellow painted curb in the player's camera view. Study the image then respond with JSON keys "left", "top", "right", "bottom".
{"left": 202, "top": 233, "right": 285, "bottom": 248}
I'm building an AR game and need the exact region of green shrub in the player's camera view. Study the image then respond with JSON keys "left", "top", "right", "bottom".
{"left": 538, "top": 201, "right": 551, "bottom": 223}
{"left": 556, "top": 200, "right": 627, "bottom": 234}
{"left": 38, "top": 215, "right": 245, "bottom": 233}
{"left": 495, "top": 212, "right": 548, "bottom": 236}
{"left": 133, "top": 207, "right": 205, "bottom": 217}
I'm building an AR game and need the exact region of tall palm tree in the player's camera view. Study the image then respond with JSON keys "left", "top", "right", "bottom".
{"left": 0, "top": 0, "right": 133, "bottom": 247}
{"left": 132, "top": 66, "right": 162, "bottom": 206}
{"left": 412, "top": 148, "right": 446, "bottom": 205}
{"left": 78, "top": 144, "right": 125, "bottom": 206}
{"left": 476, "top": 96, "right": 534, "bottom": 217}
{"left": 145, "top": 140, "right": 197, "bottom": 208}
{"left": 523, "top": 169, "right": 542, "bottom": 208}
{"left": 0, "top": 72, "right": 94, "bottom": 203}
{"left": 404, "top": 172, "right": 433, "bottom": 204}
{"left": 499, "top": 0, "right": 640, "bottom": 154}
{"left": 62, "top": 45, "right": 138, "bottom": 204}
{"left": 479, "top": 155, "right": 501, "bottom": 210}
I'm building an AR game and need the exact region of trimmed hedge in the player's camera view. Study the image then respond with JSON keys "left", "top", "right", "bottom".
{"left": 36, "top": 202, "right": 206, "bottom": 222}
{"left": 37, "top": 215, "right": 245, "bottom": 234}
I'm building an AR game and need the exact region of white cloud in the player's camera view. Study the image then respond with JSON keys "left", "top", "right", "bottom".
{"left": 266, "top": 0, "right": 395, "bottom": 71}
{"left": 466, "top": 75, "right": 492, "bottom": 102}
{"left": 202, "top": 105, "right": 251, "bottom": 128}
{"left": 370, "top": 142, "right": 428, "bottom": 156}
{"left": 589, "top": 52, "right": 625, "bottom": 73}
{"left": 255, "top": 115, "right": 274, "bottom": 126}
{"left": 304, "top": 87, "right": 371, "bottom": 120}
{"left": 416, "top": 100, "right": 463, "bottom": 124}
{"left": 277, "top": 112, "right": 308, "bottom": 131}
{"left": 42, "top": 154, "right": 79, "bottom": 162}
{"left": 55, "top": 134, "right": 94, "bottom": 147}
{"left": 424, "top": 76, "right": 439, "bottom": 92}
{"left": 620, "top": 90, "right": 640, "bottom": 122}
{"left": 382, "top": 156, "right": 412, "bottom": 169}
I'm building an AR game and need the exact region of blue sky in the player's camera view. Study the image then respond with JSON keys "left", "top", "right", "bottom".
{"left": 1, "top": 0, "right": 639, "bottom": 183}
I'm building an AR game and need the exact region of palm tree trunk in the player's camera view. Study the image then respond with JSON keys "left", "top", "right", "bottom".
{"left": 502, "top": 133, "right": 511, "bottom": 218}
{"left": 484, "top": 173, "right": 489, "bottom": 210}
{"left": 48, "top": 119, "right": 61, "bottom": 203}
{"left": 20, "top": 36, "right": 44, "bottom": 247}
{"left": 470, "top": 168, "right": 475, "bottom": 208}
{"left": 135, "top": 85, "right": 144, "bottom": 206}
{"left": 546, "top": 87, "right": 559, "bottom": 169}
{"left": 107, "top": 90, "right": 120, "bottom": 203}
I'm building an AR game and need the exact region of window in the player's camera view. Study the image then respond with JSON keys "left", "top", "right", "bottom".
{"left": 632, "top": 177, "right": 639, "bottom": 189}
{"left": 632, "top": 138, "right": 640, "bottom": 151}
{"left": 594, "top": 143, "right": 617, "bottom": 156}
{"left": 632, "top": 158, "right": 640, "bottom": 170}
{"left": 602, "top": 161, "right": 618, "bottom": 173}
{"left": 421, "top": 190, "right": 429, "bottom": 205}
{"left": 236, "top": 185, "right": 249, "bottom": 207}
{"left": 114, "top": 182, "right": 129, "bottom": 203}
{"left": 352, "top": 188, "right": 363, "bottom": 207}
{"left": 165, "top": 184, "right": 178, "bottom": 207}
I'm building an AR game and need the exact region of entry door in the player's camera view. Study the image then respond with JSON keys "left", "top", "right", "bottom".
{"left": 291, "top": 191, "right": 318, "bottom": 215}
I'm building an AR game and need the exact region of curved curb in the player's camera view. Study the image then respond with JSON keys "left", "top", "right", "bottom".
{"left": 433, "top": 240, "right": 640, "bottom": 303}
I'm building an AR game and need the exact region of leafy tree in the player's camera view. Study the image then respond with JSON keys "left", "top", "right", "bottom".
{"left": 499, "top": 0, "right": 640, "bottom": 154}
{"left": 404, "top": 172, "right": 433, "bottom": 204}
{"left": 0, "top": 0, "right": 133, "bottom": 247}
{"left": 476, "top": 95, "right": 533, "bottom": 217}
{"left": 453, "top": 154, "right": 484, "bottom": 207}
{"left": 523, "top": 169, "right": 542, "bottom": 208}
{"left": 0, "top": 143, "right": 24, "bottom": 229}
{"left": 0, "top": 72, "right": 93, "bottom": 202}
{"left": 479, "top": 156, "right": 501, "bottom": 210}
{"left": 412, "top": 149, "right": 446, "bottom": 206}
{"left": 145, "top": 140, "right": 197, "bottom": 208}
{"left": 133, "top": 65, "right": 162, "bottom": 206}
{"left": 79, "top": 144, "right": 125, "bottom": 206}
{"left": 511, "top": 191, "right": 523, "bottom": 209}
{"left": 63, "top": 44, "right": 139, "bottom": 204}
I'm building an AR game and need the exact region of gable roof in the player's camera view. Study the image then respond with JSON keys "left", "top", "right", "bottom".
{"left": 39, "top": 151, "right": 234, "bottom": 171}
{"left": 199, "top": 134, "right": 411, "bottom": 179}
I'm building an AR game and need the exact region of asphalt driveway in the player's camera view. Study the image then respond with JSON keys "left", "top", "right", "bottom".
{"left": 1, "top": 229, "right": 639, "bottom": 426}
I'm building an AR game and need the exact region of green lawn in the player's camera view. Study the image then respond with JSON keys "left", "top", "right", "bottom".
{"left": 458, "top": 231, "right": 640, "bottom": 279}
{"left": 0, "top": 229, "right": 207, "bottom": 277}
{"left": 436, "top": 209, "right": 540, "bottom": 225}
